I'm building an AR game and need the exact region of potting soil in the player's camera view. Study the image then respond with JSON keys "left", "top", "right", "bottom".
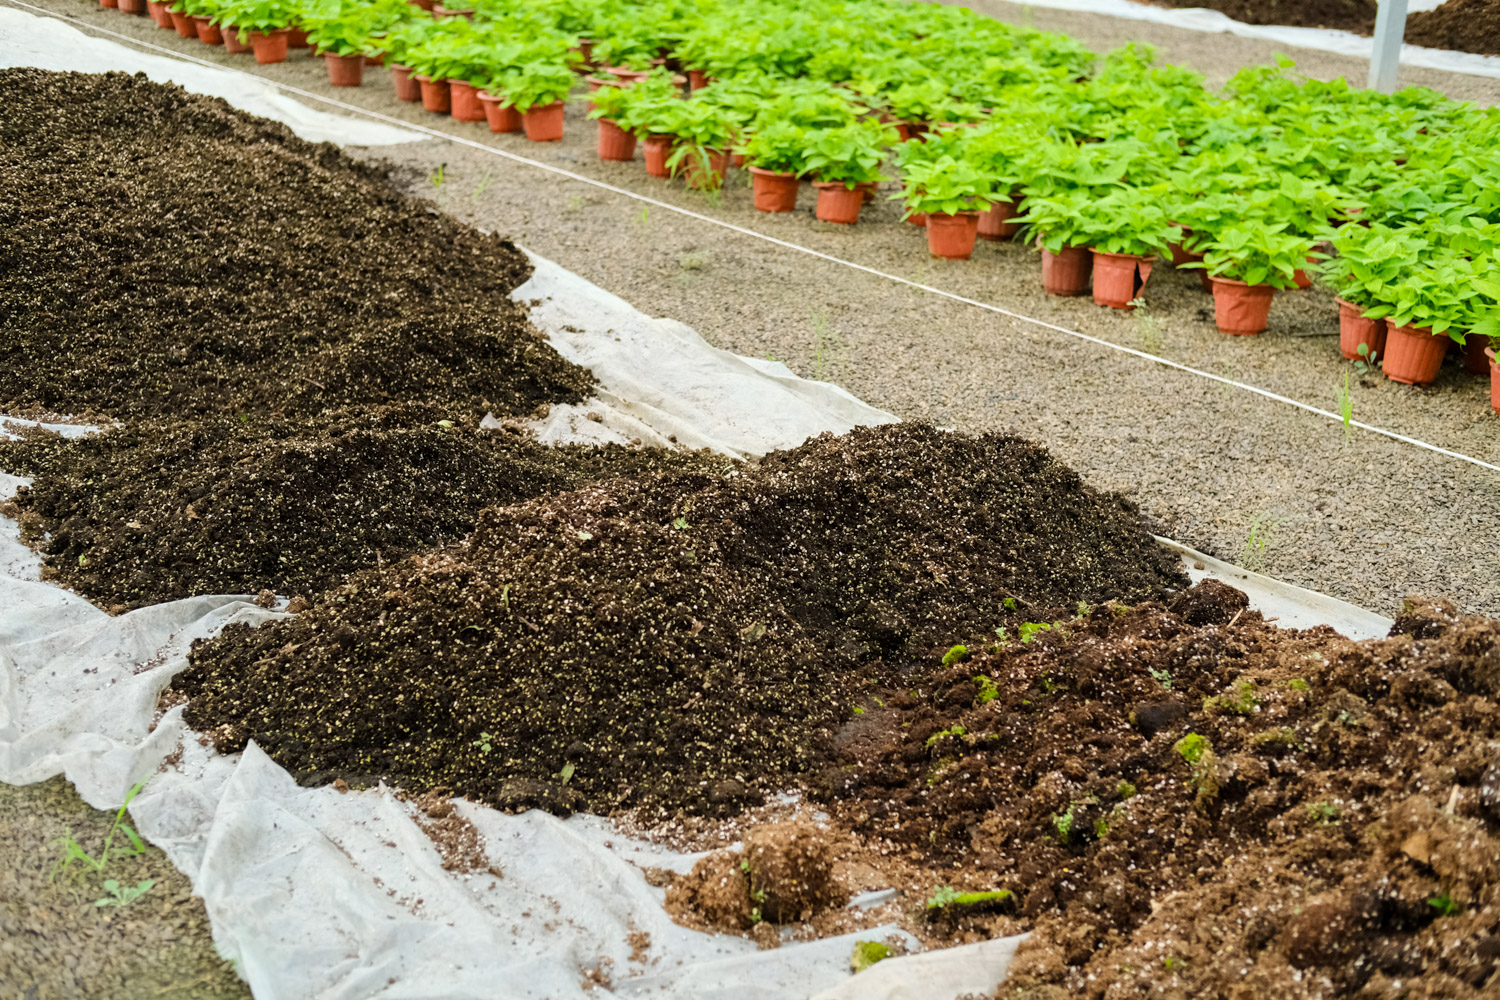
{"left": 1408, "top": 0, "right": 1500, "bottom": 56}
{"left": 177, "top": 423, "right": 1186, "bottom": 818}
{"left": 808, "top": 588, "right": 1500, "bottom": 998}
{"left": 1146, "top": 0, "right": 1376, "bottom": 33}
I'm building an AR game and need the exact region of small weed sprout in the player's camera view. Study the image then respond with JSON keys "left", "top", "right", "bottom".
{"left": 1002, "top": 597, "right": 1017, "bottom": 611}
{"left": 96, "top": 878, "right": 155, "bottom": 908}
{"left": 1132, "top": 298, "right": 1162, "bottom": 353}
{"left": 1241, "top": 512, "right": 1286, "bottom": 573}
{"left": 473, "top": 732, "right": 494, "bottom": 754}
{"left": 671, "top": 516, "right": 690, "bottom": 530}
{"left": 993, "top": 626, "right": 1010, "bottom": 646}
{"left": 1352, "top": 341, "right": 1379, "bottom": 377}
{"left": 1288, "top": 678, "right": 1310, "bottom": 692}
{"left": 1306, "top": 800, "right": 1340, "bottom": 825}
{"left": 1117, "top": 780, "right": 1137, "bottom": 799}
{"left": 1052, "top": 808, "right": 1075, "bottom": 844}
{"left": 1075, "top": 601, "right": 1092, "bottom": 619}
{"left": 429, "top": 163, "right": 446, "bottom": 188}
{"left": 559, "top": 762, "right": 576, "bottom": 785}
{"left": 1175, "top": 733, "right": 1209, "bottom": 765}
{"left": 636, "top": 206, "right": 650, "bottom": 225}
{"left": 1428, "top": 893, "right": 1462, "bottom": 917}
{"left": 1335, "top": 371, "right": 1353, "bottom": 437}
{"left": 852, "top": 705, "right": 865, "bottom": 715}
{"left": 1018, "top": 622, "right": 1052, "bottom": 644}
{"left": 471, "top": 170, "right": 493, "bottom": 197}
{"left": 925, "top": 725, "right": 967, "bottom": 748}
{"left": 50, "top": 780, "right": 149, "bottom": 882}
{"left": 1149, "top": 667, "right": 1173, "bottom": 691}
{"left": 1174, "top": 734, "right": 1220, "bottom": 812}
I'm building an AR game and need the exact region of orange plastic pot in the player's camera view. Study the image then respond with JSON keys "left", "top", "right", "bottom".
{"left": 1091, "top": 251, "right": 1154, "bottom": 309}
{"left": 432, "top": 4, "right": 475, "bottom": 18}
{"left": 857, "top": 181, "right": 876, "bottom": 205}
{"left": 1382, "top": 322, "right": 1447, "bottom": 385}
{"left": 1462, "top": 336, "right": 1491, "bottom": 375}
{"left": 926, "top": 211, "right": 980, "bottom": 260}
{"left": 449, "top": 81, "right": 486, "bottom": 123}
{"left": 477, "top": 91, "right": 523, "bottom": 132}
{"left": 605, "top": 66, "right": 651, "bottom": 85}
{"left": 391, "top": 64, "right": 421, "bottom": 102}
{"left": 366, "top": 52, "right": 385, "bottom": 66}
{"left": 522, "top": 102, "right": 566, "bottom": 142}
{"left": 287, "top": 27, "right": 310, "bottom": 48}
{"left": 409, "top": 0, "right": 434, "bottom": 8}
{"left": 1209, "top": 276, "right": 1274, "bottom": 336}
{"left": 749, "top": 167, "right": 799, "bottom": 213}
{"left": 643, "top": 135, "right": 675, "bottom": 178}
{"left": 814, "top": 182, "right": 863, "bottom": 225}
{"left": 100, "top": 0, "right": 118, "bottom": 8}
{"left": 597, "top": 119, "right": 637, "bottom": 160}
{"left": 1335, "top": 298, "right": 1385, "bottom": 361}
{"left": 146, "top": 0, "right": 171, "bottom": 26}
{"left": 731, "top": 152, "right": 747, "bottom": 169}
{"left": 324, "top": 52, "right": 364, "bottom": 86}
{"left": 190, "top": 14, "right": 221, "bottom": 42}
{"left": 1040, "top": 245, "right": 1091, "bottom": 297}
{"left": 417, "top": 75, "right": 451, "bottom": 113}
{"left": 169, "top": 8, "right": 194, "bottom": 37}
{"left": 1488, "top": 349, "right": 1500, "bottom": 413}
{"left": 248, "top": 29, "right": 290, "bottom": 64}
{"left": 688, "top": 69, "right": 712, "bottom": 91}
{"left": 977, "top": 199, "right": 1021, "bottom": 242}
{"left": 221, "top": 24, "right": 252, "bottom": 51}
{"left": 120, "top": 0, "right": 147, "bottom": 14}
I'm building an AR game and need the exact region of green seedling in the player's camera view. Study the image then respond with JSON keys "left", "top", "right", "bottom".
{"left": 993, "top": 626, "right": 1010, "bottom": 646}
{"left": 1255, "top": 726, "right": 1298, "bottom": 747}
{"left": 429, "top": 163, "right": 446, "bottom": 188}
{"left": 473, "top": 732, "right": 494, "bottom": 754}
{"left": 925, "top": 725, "right": 967, "bottom": 747}
{"left": 974, "top": 675, "right": 999, "bottom": 705}
{"left": 1018, "top": 622, "right": 1051, "bottom": 644}
{"left": 1052, "top": 808, "right": 1075, "bottom": 843}
{"left": 1149, "top": 667, "right": 1173, "bottom": 691}
{"left": 850, "top": 941, "right": 893, "bottom": 973}
{"left": 471, "top": 170, "right": 493, "bottom": 197}
{"left": 671, "top": 516, "right": 690, "bottom": 530}
{"left": 1288, "top": 678, "right": 1310, "bottom": 692}
{"left": 1116, "top": 780, "right": 1137, "bottom": 800}
{"left": 1002, "top": 597, "right": 1017, "bottom": 611}
{"left": 1352, "top": 341, "right": 1379, "bottom": 377}
{"left": 1174, "top": 733, "right": 1219, "bottom": 812}
{"left": 1428, "top": 893, "right": 1462, "bottom": 917}
{"left": 852, "top": 705, "right": 865, "bottom": 715}
{"left": 1075, "top": 601, "right": 1092, "bottom": 619}
{"left": 1241, "top": 512, "right": 1286, "bottom": 573}
{"left": 95, "top": 878, "right": 154, "bottom": 908}
{"left": 637, "top": 206, "right": 650, "bottom": 225}
{"left": 1335, "top": 370, "right": 1353, "bottom": 437}
{"left": 50, "top": 780, "right": 149, "bottom": 882}
{"left": 559, "top": 762, "right": 576, "bottom": 785}
{"left": 941, "top": 644, "right": 968, "bottom": 668}
{"left": 1175, "top": 733, "right": 1209, "bottom": 765}
{"left": 1306, "top": 800, "right": 1340, "bottom": 824}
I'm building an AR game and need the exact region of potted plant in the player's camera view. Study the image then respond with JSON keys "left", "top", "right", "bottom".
{"left": 895, "top": 136, "right": 995, "bottom": 261}
{"left": 1014, "top": 191, "right": 1094, "bottom": 297}
{"left": 180, "top": 0, "right": 224, "bottom": 43}
{"left": 1073, "top": 187, "right": 1176, "bottom": 310}
{"left": 803, "top": 120, "right": 895, "bottom": 225}
{"left": 585, "top": 81, "right": 636, "bottom": 160}
{"left": 1317, "top": 223, "right": 1422, "bottom": 363}
{"left": 374, "top": 16, "right": 436, "bottom": 103}
{"left": 741, "top": 121, "right": 808, "bottom": 213}
{"left": 496, "top": 60, "right": 576, "bottom": 142}
{"left": 1191, "top": 218, "right": 1313, "bottom": 336}
{"left": 652, "top": 101, "right": 736, "bottom": 191}
{"left": 218, "top": 0, "right": 301, "bottom": 64}
{"left": 1363, "top": 258, "right": 1483, "bottom": 385}
{"left": 302, "top": 4, "right": 377, "bottom": 87}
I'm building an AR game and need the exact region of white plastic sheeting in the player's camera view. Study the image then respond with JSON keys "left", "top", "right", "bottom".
{"left": 1012, "top": 0, "right": 1500, "bottom": 81}
{"left": 0, "top": 6, "right": 421, "bottom": 145}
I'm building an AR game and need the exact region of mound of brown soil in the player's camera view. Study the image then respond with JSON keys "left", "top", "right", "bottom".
{"left": 814, "top": 590, "right": 1500, "bottom": 998}
{"left": 1408, "top": 0, "right": 1500, "bottom": 56}
{"left": 668, "top": 822, "right": 847, "bottom": 932}
{"left": 0, "top": 69, "right": 588, "bottom": 424}
{"left": 175, "top": 424, "right": 1186, "bottom": 818}
{"left": 1146, "top": 0, "right": 1376, "bottom": 32}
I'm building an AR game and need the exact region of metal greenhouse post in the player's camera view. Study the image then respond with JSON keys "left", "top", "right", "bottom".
{"left": 1368, "top": 0, "right": 1409, "bottom": 93}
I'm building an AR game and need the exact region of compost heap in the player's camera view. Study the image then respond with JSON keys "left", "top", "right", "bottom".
{"left": 176, "top": 424, "right": 1187, "bottom": 818}
{"left": 1407, "top": 0, "right": 1500, "bottom": 57}
{"left": 1147, "top": 0, "right": 1376, "bottom": 32}
{"left": 755, "top": 587, "right": 1497, "bottom": 999}
{"left": 0, "top": 68, "right": 718, "bottom": 607}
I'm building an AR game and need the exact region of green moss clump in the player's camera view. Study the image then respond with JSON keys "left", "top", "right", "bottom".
{"left": 851, "top": 941, "right": 893, "bottom": 973}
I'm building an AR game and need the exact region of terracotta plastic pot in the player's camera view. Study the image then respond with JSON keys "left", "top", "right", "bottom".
{"left": 857, "top": 181, "right": 877, "bottom": 205}
{"left": 1488, "top": 349, "right": 1500, "bottom": 414}
{"left": 120, "top": 0, "right": 147, "bottom": 14}
{"left": 906, "top": 212, "right": 926, "bottom": 227}
{"left": 682, "top": 149, "right": 730, "bottom": 190}
{"left": 1091, "top": 251, "right": 1155, "bottom": 310}
{"left": 221, "top": 24, "right": 252, "bottom": 52}
{"left": 749, "top": 167, "right": 799, "bottom": 212}
{"left": 926, "top": 211, "right": 981, "bottom": 260}
{"left": 687, "top": 69, "right": 712, "bottom": 91}
{"left": 1382, "top": 321, "right": 1448, "bottom": 385}
{"left": 1335, "top": 298, "right": 1385, "bottom": 361}
{"left": 977, "top": 199, "right": 1021, "bottom": 242}
{"left": 476, "top": 92, "right": 523, "bottom": 132}
{"left": 409, "top": 0, "right": 435, "bottom": 8}
{"left": 521, "top": 102, "right": 566, "bottom": 142}
{"left": 100, "top": 0, "right": 118, "bottom": 8}
{"left": 814, "top": 182, "right": 863, "bottom": 225}
{"left": 643, "top": 135, "right": 675, "bottom": 178}
{"left": 731, "top": 152, "right": 747, "bottom": 169}
{"left": 432, "top": 5, "right": 475, "bottom": 19}
{"left": 606, "top": 66, "right": 651, "bottom": 85}
{"left": 1209, "top": 277, "right": 1274, "bottom": 336}
{"left": 324, "top": 52, "right": 364, "bottom": 87}
{"left": 287, "top": 27, "right": 310, "bottom": 48}
{"left": 169, "top": 8, "right": 194, "bottom": 37}
{"left": 248, "top": 29, "right": 290, "bottom": 64}
{"left": 1040, "top": 245, "right": 1092, "bottom": 297}
{"left": 146, "top": 0, "right": 171, "bottom": 26}
{"left": 366, "top": 52, "right": 385, "bottom": 67}
{"left": 191, "top": 15, "right": 222, "bottom": 43}
{"left": 417, "top": 75, "right": 451, "bottom": 114}
{"left": 448, "top": 80, "right": 486, "bottom": 123}
{"left": 391, "top": 64, "right": 421, "bottom": 102}
{"left": 597, "top": 118, "right": 637, "bottom": 160}
{"left": 1462, "top": 336, "right": 1491, "bottom": 376}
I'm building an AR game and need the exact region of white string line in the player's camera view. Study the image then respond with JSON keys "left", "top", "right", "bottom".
{"left": 12, "top": 0, "right": 1500, "bottom": 476}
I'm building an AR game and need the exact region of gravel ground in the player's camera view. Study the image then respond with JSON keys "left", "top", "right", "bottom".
{"left": 0, "top": 777, "right": 249, "bottom": 1000}
{"left": 12, "top": 0, "right": 1499, "bottom": 621}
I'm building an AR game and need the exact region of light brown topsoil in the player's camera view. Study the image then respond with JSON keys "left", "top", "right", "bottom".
{"left": 663, "top": 587, "right": 1500, "bottom": 999}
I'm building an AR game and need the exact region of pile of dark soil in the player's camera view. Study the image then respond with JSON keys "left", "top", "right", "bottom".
{"left": 175, "top": 424, "right": 1186, "bottom": 818}
{"left": 1145, "top": 0, "right": 1376, "bottom": 33}
{"left": 0, "top": 69, "right": 713, "bottom": 605}
{"left": 1408, "top": 0, "right": 1500, "bottom": 56}
{"left": 812, "top": 587, "right": 1500, "bottom": 998}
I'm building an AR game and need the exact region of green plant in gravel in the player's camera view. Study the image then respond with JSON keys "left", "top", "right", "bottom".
{"left": 1335, "top": 371, "right": 1353, "bottom": 438}
{"left": 1429, "top": 893, "right": 1463, "bottom": 917}
{"left": 1242, "top": 512, "right": 1285, "bottom": 573}
{"left": 96, "top": 878, "right": 156, "bottom": 908}
{"left": 50, "top": 780, "right": 149, "bottom": 882}
{"left": 802, "top": 120, "right": 896, "bottom": 188}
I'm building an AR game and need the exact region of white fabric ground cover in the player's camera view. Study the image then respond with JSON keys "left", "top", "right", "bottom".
{"left": 0, "top": 11, "right": 1391, "bottom": 998}
{"left": 1013, "top": 0, "right": 1500, "bottom": 81}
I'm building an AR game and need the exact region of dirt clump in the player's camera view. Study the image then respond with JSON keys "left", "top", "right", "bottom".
{"left": 805, "top": 581, "right": 1500, "bottom": 998}
{"left": 1146, "top": 0, "right": 1376, "bottom": 31}
{"left": 1408, "top": 0, "right": 1500, "bottom": 56}
{"left": 174, "top": 423, "right": 1184, "bottom": 818}
{"left": 667, "top": 822, "right": 846, "bottom": 932}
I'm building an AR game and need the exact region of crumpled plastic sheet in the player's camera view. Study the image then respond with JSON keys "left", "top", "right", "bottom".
{"left": 0, "top": 6, "right": 422, "bottom": 145}
{"left": 1012, "top": 0, "right": 1500, "bottom": 80}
